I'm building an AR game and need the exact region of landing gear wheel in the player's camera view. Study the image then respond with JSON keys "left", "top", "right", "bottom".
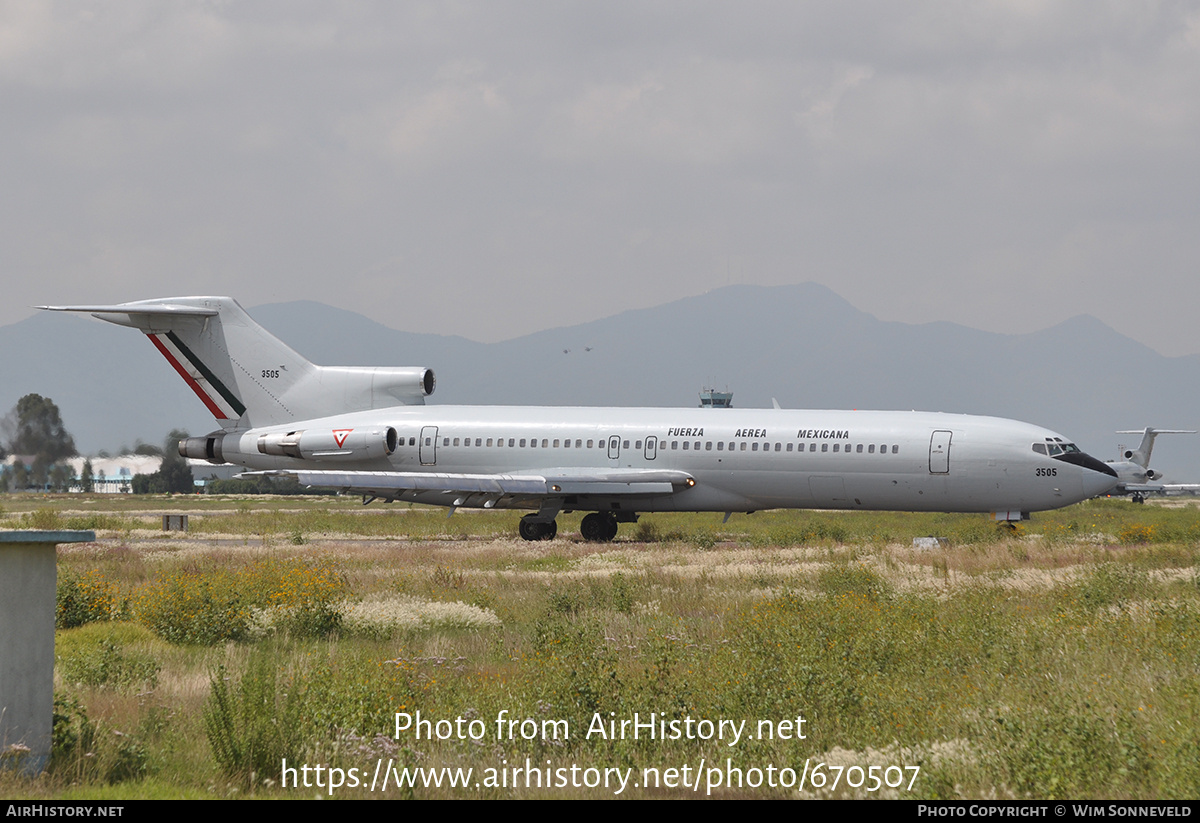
{"left": 581, "top": 512, "right": 618, "bottom": 542}
{"left": 1132, "top": 493, "right": 1145, "bottom": 504}
{"left": 519, "top": 515, "right": 557, "bottom": 541}
{"left": 580, "top": 513, "right": 604, "bottom": 541}
{"left": 603, "top": 515, "right": 618, "bottom": 541}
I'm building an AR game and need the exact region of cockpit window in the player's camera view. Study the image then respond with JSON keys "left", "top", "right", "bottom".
{"left": 1037, "top": 440, "right": 1084, "bottom": 458}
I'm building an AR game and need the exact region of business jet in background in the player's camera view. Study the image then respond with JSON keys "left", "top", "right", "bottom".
{"left": 41, "top": 297, "right": 1119, "bottom": 541}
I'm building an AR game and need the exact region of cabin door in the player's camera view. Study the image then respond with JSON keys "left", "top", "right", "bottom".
{"left": 607, "top": 435, "right": 621, "bottom": 460}
{"left": 420, "top": 426, "right": 438, "bottom": 465}
{"left": 929, "top": 430, "right": 952, "bottom": 474}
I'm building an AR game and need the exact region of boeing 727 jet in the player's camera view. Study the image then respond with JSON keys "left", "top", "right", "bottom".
{"left": 1105, "top": 428, "right": 1198, "bottom": 502}
{"left": 41, "top": 297, "right": 1119, "bottom": 540}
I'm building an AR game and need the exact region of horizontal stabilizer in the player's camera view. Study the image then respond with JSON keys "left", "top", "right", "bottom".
{"left": 38, "top": 301, "right": 219, "bottom": 328}
{"left": 39, "top": 302, "right": 219, "bottom": 315}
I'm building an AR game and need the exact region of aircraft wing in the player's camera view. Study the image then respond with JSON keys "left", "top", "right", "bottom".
{"left": 1118, "top": 483, "right": 1162, "bottom": 493}
{"left": 1159, "top": 484, "right": 1200, "bottom": 495}
{"left": 241, "top": 467, "right": 695, "bottom": 501}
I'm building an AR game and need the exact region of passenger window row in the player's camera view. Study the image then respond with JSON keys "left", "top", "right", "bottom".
{"left": 413, "top": 436, "right": 900, "bottom": 455}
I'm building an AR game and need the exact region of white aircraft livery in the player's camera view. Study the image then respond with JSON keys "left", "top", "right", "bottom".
{"left": 41, "top": 297, "right": 1119, "bottom": 541}
{"left": 1106, "top": 428, "right": 1198, "bottom": 502}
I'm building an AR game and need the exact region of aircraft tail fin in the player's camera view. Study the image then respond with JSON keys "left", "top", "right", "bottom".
{"left": 1116, "top": 428, "right": 1197, "bottom": 469}
{"left": 40, "top": 297, "right": 434, "bottom": 427}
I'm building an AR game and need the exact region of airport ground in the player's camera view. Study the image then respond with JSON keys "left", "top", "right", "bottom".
{"left": 1, "top": 494, "right": 1198, "bottom": 799}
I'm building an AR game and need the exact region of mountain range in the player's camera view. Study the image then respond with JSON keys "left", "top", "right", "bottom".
{"left": 3, "top": 283, "right": 1198, "bottom": 481}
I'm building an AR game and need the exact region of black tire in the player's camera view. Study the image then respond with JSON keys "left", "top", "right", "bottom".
{"left": 520, "top": 515, "right": 557, "bottom": 541}
{"left": 519, "top": 516, "right": 543, "bottom": 541}
{"left": 602, "top": 515, "right": 618, "bottom": 541}
{"left": 580, "top": 513, "right": 605, "bottom": 541}
{"left": 581, "top": 512, "right": 618, "bottom": 542}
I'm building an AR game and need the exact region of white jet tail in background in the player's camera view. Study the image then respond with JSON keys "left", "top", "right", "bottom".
{"left": 39, "top": 296, "right": 435, "bottom": 428}
{"left": 1115, "top": 428, "right": 1196, "bottom": 471}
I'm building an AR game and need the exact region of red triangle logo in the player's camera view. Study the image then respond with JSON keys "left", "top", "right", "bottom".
{"left": 332, "top": 428, "right": 352, "bottom": 448}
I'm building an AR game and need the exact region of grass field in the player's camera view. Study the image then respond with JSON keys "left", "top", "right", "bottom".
{"left": 1, "top": 494, "right": 1197, "bottom": 799}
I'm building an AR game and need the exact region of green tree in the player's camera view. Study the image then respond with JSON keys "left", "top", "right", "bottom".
{"left": 49, "top": 463, "right": 73, "bottom": 492}
{"left": 3, "top": 394, "right": 77, "bottom": 461}
{"left": 132, "top": 429, "right": 194, "bottom": 494}
{"left": 79, "top": 459, "right": 94, "bottom": 493}
{"left": 30, "top": 455, "right": 51, "bottom": 490}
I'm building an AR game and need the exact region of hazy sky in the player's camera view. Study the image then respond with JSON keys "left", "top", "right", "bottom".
{"left": 4, "top": 2, "right": 1199, "bottom": 353}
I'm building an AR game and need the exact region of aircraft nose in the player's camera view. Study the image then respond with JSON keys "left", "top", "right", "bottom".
{"left": 1052, "top": 449, "right": 1116, "bottom": 477}
{"left": 1077, "top": 453, "right": 1120, "bottom": 497}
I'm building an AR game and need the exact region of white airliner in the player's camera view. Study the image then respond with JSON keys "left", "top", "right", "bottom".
{"left": 1105, "top": 428, "right": 1197, "bottom": 502}
{"left": 41, "top": 297, "right": 1119, "bottom": 541}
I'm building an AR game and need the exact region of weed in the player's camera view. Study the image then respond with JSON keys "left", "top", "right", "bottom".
{"left": 23, "top": 508, "right": 62, "bottom": 530}
{"left": 607, "top": 573, "right": 634, "bottom": 614}
{"left": 988, "top": 704, "right": 1150, "bottom": 798}
{"left": 547, "top": 589, "right": 580, "bottom": 615}
{"left": 431, "top": 564, "right": 466, "bottom": 590}
{"left": 136, "top": 558, "right": 347, "bottom": 644}
{"left": 635, "top": 520, "right": 686, "bottom": 543}
{"left": 48, "top": 695, "right": 95, "bottom": 778}
{"left": 204, "top": 652, "right": 308, "bottom": 789}
{"left": 817, "top": 563, "right": 893, "bottom": 602}
{"left": 1070, "top": 562, "right": 1149, "bottom": 612}
{"left": 58, "top": 637, "right": 160, "bottom": 690}
{"left": 1118, "top": 524, "right": 1157, "bottom": 545}
{"left": 57, "top": 571, "right": 121, "bottom": 629}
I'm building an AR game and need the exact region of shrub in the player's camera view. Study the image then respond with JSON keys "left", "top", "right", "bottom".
{"left": 57, "top": 571, "right": 121, "bottom": 629}
{"left": 23, "top": 508, "right": 62, "bottom": 530}
{"left": 136, "top": 567, "right": 251, "bottom": 644}
{"left": 136, "top": 559, "right": 348, "bottom": 644}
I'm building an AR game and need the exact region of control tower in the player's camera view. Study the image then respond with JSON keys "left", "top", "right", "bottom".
{"left": 699, "top": 387, "right": 733, "bottom": 409}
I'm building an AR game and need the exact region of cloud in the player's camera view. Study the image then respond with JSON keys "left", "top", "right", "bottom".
{"left": 3, "top": 2, "right": 1200, "bottom": 354}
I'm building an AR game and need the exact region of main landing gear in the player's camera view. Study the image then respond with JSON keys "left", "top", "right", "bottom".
{"left": 580, "top": 512, "right": 619, "bottom": 542}
{"left": 518, "top": 515, "right": 557, "bottom": 541}
{"left": 516, "top": 512, "right": 623, "bottom": 542}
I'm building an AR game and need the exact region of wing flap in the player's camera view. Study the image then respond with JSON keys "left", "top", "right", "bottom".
{"left": 241, "top": 467, "right": 693, "bottom": 499}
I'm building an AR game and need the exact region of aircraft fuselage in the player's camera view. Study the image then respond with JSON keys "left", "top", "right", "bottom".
{"left": 42, "top": 296, "right": 1119, "bottom": 541}
{"left": 214, "top": 405, "right": 1116, "bottom": 516}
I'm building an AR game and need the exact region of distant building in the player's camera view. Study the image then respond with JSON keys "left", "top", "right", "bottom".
{"left": 699, "top": 387, "right": 733, "bottom": 408}
{"left": 62, "top": 455, "right": 163, "bottom": 493}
